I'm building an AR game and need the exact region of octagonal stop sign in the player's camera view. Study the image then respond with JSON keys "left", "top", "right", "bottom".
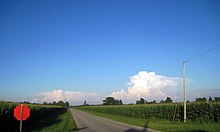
{"left": 14, "top": 104, "right": 30, "bottom": 121}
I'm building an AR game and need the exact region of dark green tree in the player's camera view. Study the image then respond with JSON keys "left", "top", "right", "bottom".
{"left": 165, "top": 97, "right": 172, "bottom": 103}
{"left": 214, "top": 97, "right": 220, "bottom": 102}
{"left": 57, "top": 101, "right": 65, "bottom": 107}
{"left": 136, "top": 98, "right": 146, "bottom": 105}
{"left": 160, "top": 100, "right": 164, "bottom": 103}
{"left": 147, "top": 100, "right": 156, "bottom": 104}
{"left": 209, "top": 96, "right": 213, "bottom": 102}
{"left": 103, "top": 97, "right": 123, "bottom": 105}
{"left": 103, "top": 97, "right": 115, "bottom": 105}
{"left": 65, "top": 101, "right": 69, "bottom": 108}
{"left": 196, "top": 97, "right": 207, "bottom": 102}
{"left": 83, "top": 101, "right": 87, "bottom": 106}
{"left": 119, "top": 100, "right": 123, "bottom": 105}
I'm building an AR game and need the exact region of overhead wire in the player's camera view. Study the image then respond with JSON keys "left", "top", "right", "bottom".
{"left": 175, "top": 44, "right": 220, "bottom": 121}
{"left": 184, "top": 44, "right": 220, "bottom": 63}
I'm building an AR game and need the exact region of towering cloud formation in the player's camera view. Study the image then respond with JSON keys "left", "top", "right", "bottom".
{"left": 111, "top": 71, "right": 181, "bottom": 103}
{"left": 32, "top": 71, "right": 183, "bottom": 105}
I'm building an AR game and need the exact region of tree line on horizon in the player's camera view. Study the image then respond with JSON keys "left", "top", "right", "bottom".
{"left": 43, "top": 101, "right": 69, "bottom": 108}
{"left": 4, "top": 96, "right": 219, "bottom": 107}
{"left": 19, "top": 100, "right": 70, "bottom": 108}
{"left": 97, "top": 96, "right": 220, "bottom": 106}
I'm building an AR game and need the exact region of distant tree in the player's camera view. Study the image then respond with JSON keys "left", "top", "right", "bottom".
{"left": 147, "top": 100, "right": 156, "bottom": 104}
{"left": 103, "top": 97, "right": 115, "bottom": 105}
{"left": 103, "top": 97, "right": 123, "bottom": 105}
{"left": 24, "top": 101, "right": 31, "bottom": 104}
{"left": 57, "top": 101, "right": 65, "bottom": 107}
{"left": 136, "top": 98, "right": 146, "bottom": 105}
{"left": 202, "top": 97, "right": 207, "bottom": 102}
{"left": 48, "top": 101, "right": 70, "bottom": 107}
{"left": 165, "top": 97, "right": 172, "bottom": 103}
{"left": 43, "top": 102, "right": 48, "bottom": 105}
{"left": 65, "top": 101, "right": 69, "bottom": 108}
{"left": 214, "top": 97, "right": 220, "bottom": 102}
{"left": 195, "top": 97, "right": 207, "bottom": 102}
{"left": 209, "top": 97, "right": 213, "bottom": 102}
{"left": 160, "top": 100, "right": 164, "bottom": 103}
{"left": 83, "top": 101, "right": 87, "bottom": 106}
{"left": 119, "top": 100, "right": 123, "bottom": 105}
{"left": 196, "top": 98, "right": 202, "bottom": 102}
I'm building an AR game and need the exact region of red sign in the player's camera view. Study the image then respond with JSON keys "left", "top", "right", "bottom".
{"left": 14, "top": 104, "right": 30, "bottom": 121}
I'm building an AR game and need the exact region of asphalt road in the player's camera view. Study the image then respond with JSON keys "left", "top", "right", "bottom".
{"left": 70, "top": 108, "right": 159, "bottom": 132}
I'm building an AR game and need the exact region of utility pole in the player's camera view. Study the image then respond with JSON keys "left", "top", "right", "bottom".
{"left": 181, "top": 45, "right": 219, "bottom": 123}
{"left": 183, "top": 62, "right": 186, "bottom": 122}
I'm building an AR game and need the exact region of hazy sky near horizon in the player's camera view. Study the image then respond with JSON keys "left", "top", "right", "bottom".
{"left": 1, "top": 0, "right": 220, "bottom": 105}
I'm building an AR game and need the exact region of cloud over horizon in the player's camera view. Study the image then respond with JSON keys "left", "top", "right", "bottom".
{"left": 110, "top": 71, "right": 181, "bottom": 103}
{"left": 31, "top": 71, "right": 219, "bottom": 105}
{"left": 31, "top": 71, "right": 182, "bottom": 105}
{"left": 32, "top": 89, "right": 104, "bottom": 105}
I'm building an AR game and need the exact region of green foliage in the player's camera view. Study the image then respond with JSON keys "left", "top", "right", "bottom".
{"left": 165, "top": 97, "right": 172, "bottom": 103}
{"left": 160, "top": 97, "right": 172, "bottom": 103}
{"left": 44, "top": 101, "right": 70, "bottom": 108}
{"left": 82, "top": 110, "right": 220, "bottom": 132}
{"left": 103, "top": 97, "right": 123, "bottom": 105}
{"left": 36, "top": 109, "right": 76, "bottom": 132}
{"left": 0, "top": 101, "right": 69, "bottom": 131}
{"left": 209, "top": 96, "right": 213, "bottom": 102}
{"left": 214, "top": 97, "right": 220, "bottom": 102}
{"left": 195, "top": 97, "right": 207, "bottom": 102}
{"left": 77, "top": 102, "right": 220, "bottom": 123}
{"left": 136, "top": 98, "right": 146, "bottom": 105}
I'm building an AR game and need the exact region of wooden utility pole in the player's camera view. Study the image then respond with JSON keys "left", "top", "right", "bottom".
{"left": 183, "top": 62, "right": 186, "bottom": 122}
{"left": 181, "top": 45, "right": 219, "bottom": 123}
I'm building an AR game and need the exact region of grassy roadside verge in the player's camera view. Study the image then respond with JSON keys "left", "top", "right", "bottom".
{"left": 78, "top": 109, "right": 220, "bottom": 132}
{"left": 29, "top": 108, "right": 77, "bottom": 131}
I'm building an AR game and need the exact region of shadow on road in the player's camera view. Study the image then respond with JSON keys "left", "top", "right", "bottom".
{"left": 124, "top": 120, "right": 150, "bottom": 132}
{"left": 124, "top": 128, "right": 147, "bottom": 132}
{"left": 76, "top": 127, "right": 88, "bottom": 131}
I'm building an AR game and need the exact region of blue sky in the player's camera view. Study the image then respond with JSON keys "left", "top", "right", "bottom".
{"left": 0, "top": 0, "right": 220, "bottom": 104}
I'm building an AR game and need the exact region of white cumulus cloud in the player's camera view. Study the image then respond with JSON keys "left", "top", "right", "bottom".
{"left": 32, "top": 89, "right": 104, "bottom": 105}
{"left": 31, "top": 71, "right": 187, "bottom": 105}
{"left": 110, "top": 71, "right": 181, "bottom": 103}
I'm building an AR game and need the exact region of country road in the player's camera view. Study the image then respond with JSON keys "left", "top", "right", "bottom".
{"left": 70, "top": 109, "right": 159, "bottom": 132}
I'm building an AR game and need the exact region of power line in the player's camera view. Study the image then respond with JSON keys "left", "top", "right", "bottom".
{"left": 184, "top": 44, "right": 220, "bottom": 63}
{"left": 182, "top": 44, "right": 220, "bottom": 122}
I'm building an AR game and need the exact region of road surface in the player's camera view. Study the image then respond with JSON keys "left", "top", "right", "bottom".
{"left": 70, "top": 108, "right": 159, "bottom": 132}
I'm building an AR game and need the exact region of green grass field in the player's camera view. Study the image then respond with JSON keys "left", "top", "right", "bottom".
{"left": 0, "top": 101, "right": 77, "bottom": 131}
{"left": 78, "top": 107, "right": 220, "bottom": 132}
{"left": 33, "top": 109, "right": 77, "bottom": 132}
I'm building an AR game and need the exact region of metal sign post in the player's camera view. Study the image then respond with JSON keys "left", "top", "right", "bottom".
{"left": 14, "top": 104, "right": 30, "bottom": 132}
{"left": 20, "top": 104, "right": 23, "bottom": 132}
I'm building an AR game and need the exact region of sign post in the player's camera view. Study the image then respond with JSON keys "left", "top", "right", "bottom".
{"left": 20, "top": 104, "right": 23, "bottom": 132}
{"left": 14, "top": 104, "right": 30, "bottom": 132}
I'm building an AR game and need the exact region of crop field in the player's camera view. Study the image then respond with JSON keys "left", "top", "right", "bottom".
{"left": 77, "top": 102, "right": 220, "bottom": 123}
{"left": 0, "top": 101, "right": 75, "bottom": 131}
